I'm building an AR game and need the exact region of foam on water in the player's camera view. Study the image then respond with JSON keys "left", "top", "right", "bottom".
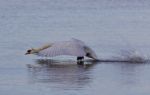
{"left": 116, "top": 49, "right": 147, "bottom": 63}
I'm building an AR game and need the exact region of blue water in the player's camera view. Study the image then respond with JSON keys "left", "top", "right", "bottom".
{"left": 1, "top": 0, "right": 150, "bottom": 95}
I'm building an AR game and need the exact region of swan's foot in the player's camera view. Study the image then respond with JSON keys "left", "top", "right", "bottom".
{"left": 77, "top": 56, "right": 84, "bottom": 65}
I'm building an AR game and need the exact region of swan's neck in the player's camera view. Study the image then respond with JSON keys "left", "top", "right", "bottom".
{"left": 33, "top": 44, "right": 52, "bottom": 53}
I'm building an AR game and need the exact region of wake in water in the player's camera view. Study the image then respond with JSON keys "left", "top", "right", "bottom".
{"left": 110, "top": 49, "right": 147, "bottom": 63}
{"left": 106, "top": 34, "right": 148, "bottom": 63}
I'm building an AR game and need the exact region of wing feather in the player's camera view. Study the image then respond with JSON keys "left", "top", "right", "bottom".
{"left": 84, "top": 46, "right": 98, "bottom": 59}
{"left": 36, "top": 40, "right": 86, "bottom": 57}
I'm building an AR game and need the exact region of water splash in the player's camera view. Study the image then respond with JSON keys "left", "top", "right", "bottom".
{"left": 117, "top": 49, "right": 147, "bottom": 63}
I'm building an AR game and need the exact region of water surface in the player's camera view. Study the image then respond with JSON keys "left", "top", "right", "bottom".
{"left": 1, "top": 0, "right": 150, "bottom": 95}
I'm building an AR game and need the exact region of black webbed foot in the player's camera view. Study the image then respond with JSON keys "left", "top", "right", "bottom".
{"left": 77, "top": 56, "right": 84, "bottom": 65}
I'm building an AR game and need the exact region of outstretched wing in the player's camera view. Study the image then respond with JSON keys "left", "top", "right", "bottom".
{"left": 84, "top": 46, "right": 98, "bottom": 59}
{"left": 36, "top": 40, "right": 86, "bottom": 57}
{"left": 71, "top": 38, "right": 98, "bottom": 59}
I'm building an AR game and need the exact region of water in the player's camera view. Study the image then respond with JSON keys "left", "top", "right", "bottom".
{"left": 1, "top": 0, "right": 150, "bottom": 95}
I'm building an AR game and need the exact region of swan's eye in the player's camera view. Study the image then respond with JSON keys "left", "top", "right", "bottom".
{"left": 27, "top": 50, "right": 31, "bottom": 53}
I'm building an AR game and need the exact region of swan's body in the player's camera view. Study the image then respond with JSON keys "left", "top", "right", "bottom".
{"left": 25, "top": 38, "right": 97, "bottom": 61}
{"left": 25, "top": 39, "right": 147, "bottom": 63}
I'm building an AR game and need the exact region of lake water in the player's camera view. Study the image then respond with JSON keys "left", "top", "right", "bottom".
{"left": 1, "top": 0, "right": 150, "bottom": 95}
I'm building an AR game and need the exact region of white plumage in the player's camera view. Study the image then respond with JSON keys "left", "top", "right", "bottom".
{"left": 25, "top": 38, "right": 147, "bottom": 63}
{"left": 26, "top": 38, "right": 97, "bottom": 60}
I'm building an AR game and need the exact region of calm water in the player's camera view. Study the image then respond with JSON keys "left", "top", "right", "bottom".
{"left": 1, "top": 0, "right": 150, "bottom": 95}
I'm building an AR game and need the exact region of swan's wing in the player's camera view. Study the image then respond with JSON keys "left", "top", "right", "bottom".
{"left": 84, "top": 46, "right": 98, "bottom": 59}
{"left": 71, "top": 38, "right": 98, "bottom": 59}
{"left": 36, "top": 41, "right": 86, "bottom": 57}
{"left": 71, "top": 38, "right": 85, "bottom": 46}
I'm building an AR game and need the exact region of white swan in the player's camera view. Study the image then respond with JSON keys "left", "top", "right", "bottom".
{"left": 25, "top": 38, "right": 98, "bottom": 61}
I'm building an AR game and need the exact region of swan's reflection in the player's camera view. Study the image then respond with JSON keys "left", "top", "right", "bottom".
{"left": 27, "top": 59, "right": 98, "bottom": 89}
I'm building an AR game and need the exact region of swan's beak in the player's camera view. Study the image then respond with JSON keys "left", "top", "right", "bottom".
{"left": 25, "top": 52, "right": 30, "bottom": 55}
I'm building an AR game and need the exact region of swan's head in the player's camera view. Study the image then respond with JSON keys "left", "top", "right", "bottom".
{"left": 25, "top": 48, "right": 37, "bottom": 55}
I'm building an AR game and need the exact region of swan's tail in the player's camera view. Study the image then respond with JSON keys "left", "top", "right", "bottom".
{"left": 84, "top": 46, "right": 98, "bottom": 60}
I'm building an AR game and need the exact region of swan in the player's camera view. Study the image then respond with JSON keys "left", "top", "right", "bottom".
{"left": 25, "top": 38, "right": 98, "bottom": 62}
